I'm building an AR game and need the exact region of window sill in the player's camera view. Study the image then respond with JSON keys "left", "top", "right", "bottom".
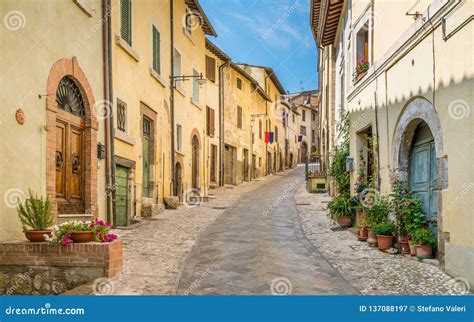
{"left": 115, "top": 35, "right": 140, "bottom": 62}
{"left": 115, "top": 130, "right": 136, "bottom": 146}
{"left": 183, "top": 28, "right": 196, "bottom": 45}
{"left": 150, "top": 68, "right": 166, "bottom": 87}
{"left": 175, "top": 85, "right": 186, "bottom": 97}
{"left": 190, "top": 97, "right": 201, "bottom": 110}
{"left": 175, "top": 150, "right": 185, "bottom": 157}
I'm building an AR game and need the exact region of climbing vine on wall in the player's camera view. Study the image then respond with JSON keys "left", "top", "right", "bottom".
{"left": 329, "top": 111, "right": 350, "bottom": 195}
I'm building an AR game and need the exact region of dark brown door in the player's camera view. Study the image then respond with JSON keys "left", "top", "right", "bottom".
{"left": 55, "top": 110, "right": 85, "bottom": 214}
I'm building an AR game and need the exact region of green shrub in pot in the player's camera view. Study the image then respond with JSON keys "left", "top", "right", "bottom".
{"left": 371, "top": 221, "right": 395, "bottom": 236}
{"left": 411, "top": 228, "right": 436, "bottom": 246}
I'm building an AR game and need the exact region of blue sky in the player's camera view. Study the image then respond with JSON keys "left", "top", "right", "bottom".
{"left": 200, "top": 0, "right": 318, "bottom": 93}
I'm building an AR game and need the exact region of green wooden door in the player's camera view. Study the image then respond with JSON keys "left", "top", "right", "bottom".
{"left": 115, "top": 166, "right": 129, "bottom": 227}
{"left": 142, "top": 118, "right": 151, "bottom": 197}
{"left": 410, "top": 140, "right": 438, "bottom": 238}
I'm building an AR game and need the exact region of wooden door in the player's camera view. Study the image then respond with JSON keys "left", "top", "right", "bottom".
{"left": 410, "top": 140, "right": 438, "bottom": 238}
{"left": 55, "top": 111, "right": 85, "bottom": 214}
{"left": 210, "top": 144, "right": 217, "bottom": 183}
{"left": 252, "top": 154, "right": 256, "bottom": 179}
{"left": 142, "top": 117, "right": 151, "bottom": 197}
{"left": 243, "top": 149, "right": 249, "bottom": 181}
{"left": 224, "top": 145, "right": 234, "bottom": 185}
{"left": 115, "top": 166, "right": 129, "bottom": 226}
{"left": 174, "top": 162, "right": 183, "bottom": 200}
{"left": 192, "top": 136, "right": 200, "bottom": 188}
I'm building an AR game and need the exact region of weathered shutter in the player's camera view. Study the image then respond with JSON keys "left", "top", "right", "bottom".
{"left": 206, "top": 56, "right": 216, "bottom": 82}
{"left": 152, "top": 26, "right": 160, "bottom": 74}
{"left": 210, "top": 108, "right": 215, "bottom": 136}
{"left": 121, "top": 0, "right": 132, "bottom": 45}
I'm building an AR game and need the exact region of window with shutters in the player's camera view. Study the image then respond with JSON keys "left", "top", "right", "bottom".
{"left": 152, "top": 25, "right": 161, "bottom": 74}
{"left": 206, "top": 56, "right": 216, "bottom": 82}
{"left": 120, "top": 0, "right": 132, "bottom": 46}
{"left": 192, "top": 69, "right": 199, "bottom": 103}
{"left": 237, "top": 106, "right": 243, "bottom": 129}
{"left": 237, "top": 77, "right": 242, "bottom": 90}
{"left": 259, "top": 120, "right": 262, "bottom": 139}
{"left": 206, "top": 107, "right": 215, "bottom": 137}
{"left": 302, "top": 110, "right": 306, "bottom": 122}
{"left": 300, "top": 126, "right": 306, "bottom": 135}
{"left": 292, "top": 113, "right": 295, "bottom": 123}
{"left": 274, "top": 126, "right": 278, "bottom": 142}
{"left": 117, "top": 99, "right": 127, "bottom": 132}
{"left": 176, "top": 124, "right": 182, "bottom": 152}
{"left": 173, "top": 48, "right": 181, "bottom": 77}
{"left": 210, "top": 144, "right": 217, "bottom": 183}
{"left": 312, "top": 111, "right": 316, "bottom": 121}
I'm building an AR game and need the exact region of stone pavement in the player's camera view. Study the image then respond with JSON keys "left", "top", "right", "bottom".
{"left": 294, "top": 186, "right": 468, "bottom": 295}
{"left": 109, "top": 168, "right": 311, "bottom": 295}
{"left": 175, "top": 167, "right": 355, "bottom": 295}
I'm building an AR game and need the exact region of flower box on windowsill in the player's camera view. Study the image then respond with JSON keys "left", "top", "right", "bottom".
{"left": 353, "top": 70, "right": 368, "bottom": 83}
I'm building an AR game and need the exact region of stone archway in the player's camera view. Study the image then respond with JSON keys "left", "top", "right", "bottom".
{"left": 392, "top": 97, "right": 447, "bottom": 261}
{"left": 46, "top": 57, "right": 98, "bottom": 219}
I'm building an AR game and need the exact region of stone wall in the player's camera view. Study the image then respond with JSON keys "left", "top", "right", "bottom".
{"left": 0, "top": 240, "right": 122, "bottom": 295}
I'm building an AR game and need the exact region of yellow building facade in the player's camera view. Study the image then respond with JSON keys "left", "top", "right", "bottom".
{"left": 312, "top": 0, "right": 473, "bottom": 286}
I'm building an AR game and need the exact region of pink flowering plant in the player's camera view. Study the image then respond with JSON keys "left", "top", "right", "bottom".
{"left": 45, "top": 220, "right": 117, "bottom": 246}
{"left": 355, "top": 59, "right": 369, "bottom": 75}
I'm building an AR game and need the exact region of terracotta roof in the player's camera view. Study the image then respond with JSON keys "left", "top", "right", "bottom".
{"left": 236, "top": 64, "right": 286, "bottom": 95}
{"left": 310, "top": 0, "right": 344, "bottom": 46}
{"left": 185, "top": 0, "right": 217, "bottom": 37}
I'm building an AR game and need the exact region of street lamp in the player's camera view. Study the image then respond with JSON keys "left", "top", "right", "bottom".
{"left": 171, "top": 73, "right": 207, "bottom": 87}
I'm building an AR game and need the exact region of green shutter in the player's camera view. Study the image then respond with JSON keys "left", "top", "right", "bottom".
{"left": 152, "top": 26, "right": 160, "bottom": 74}
{"left": 121, "top": 0, "right": 132, "bottom": 45}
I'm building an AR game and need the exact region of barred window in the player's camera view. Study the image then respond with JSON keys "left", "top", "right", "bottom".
{"left": 117, "top": 100, "right": 126, "bottom": 132}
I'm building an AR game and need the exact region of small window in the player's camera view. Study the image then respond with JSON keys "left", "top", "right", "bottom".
{"left": 117, "top": 100, "right": 126, "bottom": 132}
{"left": 292, "top": 114, "right": 295, "bottom": 123}
{"left": 143, "top": 117, "right": 151, "bottom": 137}
{"left": 237, "top": 78, "right": 242, "bottom": 90}
{"left": 192, "top": 69, "right": 199, "bottom": 102}
{"left": 206, "top": 107, "right": 215, "bottom": 137}
{"left": 206, "top": 56, "right": 216, "bottom": 82}
{"left": 274, "top": 126, "right": 278, "bottom": 142}
{"left": 302, "top": 110, "right": 306, "bottom": 122}
{"left": 120, "top": 0, "right": 132, "bottom": 46}
{"left": 152, "top": 26, "right": 161, "bottom": 74}
{"left": 312, "top": 130, "right": 315, "bottom": 142}
{"left": 300, "top": 126, "right": 306, "bottom": 135}
{"left": 173, "top": 48, "right": 181, "bottom": 77}
{"left": 176, "top": 124, "right": 182, "bottom": 151}
{"left": 312, "top": 112, "right": 316, "bottom": 121}
{"left": 259, "top": 120, "right": 262, "bottom": 139}
{"left": 237, "top": 106, "right": 243, "bottom": 129}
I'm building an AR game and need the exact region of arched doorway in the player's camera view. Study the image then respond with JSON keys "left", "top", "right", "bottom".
{"left": 46, "top": 57, "right": 98, "bottom": 218}
{"left": 191, "top": 135, "right": 200, "bottom": 189}
{"left": 174, "top": 162, "right": 183, "bottom": 200}
{"left": 392, "top": 97, "right": 446, "bottom": 260}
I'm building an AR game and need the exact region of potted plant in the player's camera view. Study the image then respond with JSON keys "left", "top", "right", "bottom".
{"left": 327, "top": 194, "right": 355, "bottom": 226}
{"left": 411, "top": 227, "right": 436, "bottom": 258}
{"left": 372, "top": 221, "right": 395, "bottom": 251}
{"left": 45, "top": 220, "right": 117, "bottom": 246}
{"left": 356, "top": 218, "right": 368, "bottom": 241}
{"left": 364, "top": 194, "right": 390, "bottom": 246}
{"left": 16, "top": 189, "right": 53, "bottom": 242}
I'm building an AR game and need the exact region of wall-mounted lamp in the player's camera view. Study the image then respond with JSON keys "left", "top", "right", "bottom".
{"left": 171, "top": 73, "right": 207, "bottom": 87}
{"left": 97, "top": 142, "right": 106, "bottom": 160}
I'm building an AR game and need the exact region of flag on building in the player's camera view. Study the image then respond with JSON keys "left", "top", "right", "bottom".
{"left": 269, "top": 132, "right": 274, "bottom": 144}
{"left": 298, "top": 135, "right": 303, "bottom": 142}
{"left": 265, "top": 132, "right": 270, "bottom": 144}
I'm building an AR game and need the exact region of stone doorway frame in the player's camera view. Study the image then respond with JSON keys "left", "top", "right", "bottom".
{"left": 46, "top": 57, "right": 98, "bottom": 220}
{"left": 391, "top": 97, "right": 448, "bottom": 263}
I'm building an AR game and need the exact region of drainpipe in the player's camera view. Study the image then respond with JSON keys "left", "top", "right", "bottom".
{"left": 218, "top": 62, "right": 228, "bottom": 186}
{"left": 169, "top": 0, "right": 176, "bottom": 194}
{"left": 102, "top": 0, "right": 116, "bottom": 225}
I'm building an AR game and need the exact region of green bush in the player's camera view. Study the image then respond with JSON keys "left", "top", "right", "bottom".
{"left": 371, "top": 221, "right": 395, "bottom": 236}
{"left": 364, "top": 194, "right": 390, "bottom": 228}
{"left": 328, "top": 194, "right": 356, "bottom": 220}
{"left": 411, "top": 228, "right": 436, "bottom": 246}
{"left": 17, "top": 189, "right": 53, "bottom": 230}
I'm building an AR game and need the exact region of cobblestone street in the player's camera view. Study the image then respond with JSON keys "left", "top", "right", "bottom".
{"left": 106, "top": 166, "right": 463, "bottom": 295}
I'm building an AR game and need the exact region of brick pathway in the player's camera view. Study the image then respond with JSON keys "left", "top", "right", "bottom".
{"left": 175, "top": 167, "right": 356, "bottom": 295}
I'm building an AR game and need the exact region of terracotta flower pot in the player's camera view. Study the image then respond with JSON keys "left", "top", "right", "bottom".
{"left": 408, "top": 241, "right": 417, "bottom": 256}
{"left": 367, "top": 229, "right": 377, "bottom": 246}
{"left": 24, "top": 230, "right": 51, "bottom": 242}
{"left": 415, "top": 245, "right": 433, "bottom": 258}
{"left": 337, "top": 216, "right": 351, "bottom": 226}
{"left": 376, "top": 235, "right": 394, "bottom": 251}
{"left": 71, "top": 231, "right": 94, "bottom": 243}
{"left": 399, "top": 240, "right": 410, "bottom": 254}
{"left": 358, "top": 227, "right": 368, "bottom": 241}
